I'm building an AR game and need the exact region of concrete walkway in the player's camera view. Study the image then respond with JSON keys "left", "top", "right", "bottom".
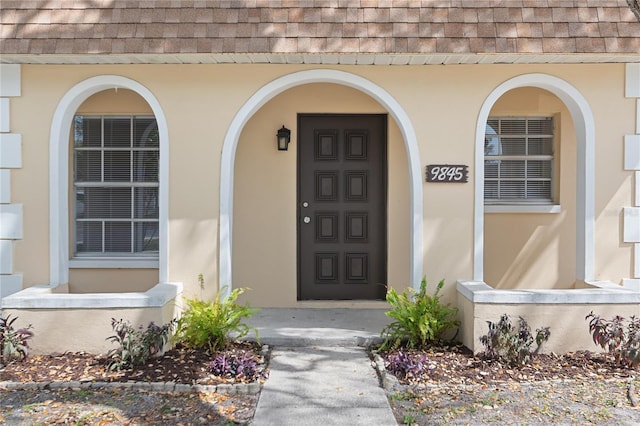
{"left": 245, "top": 308, "right": 398, "bottom": 425}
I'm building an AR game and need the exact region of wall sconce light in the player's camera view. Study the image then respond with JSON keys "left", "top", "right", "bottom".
{"left": 277, "top": 125, "right": 291, "bottom": 151}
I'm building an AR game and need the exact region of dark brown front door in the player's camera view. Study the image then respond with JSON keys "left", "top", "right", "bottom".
{"left": 298, "top": 114, "right": 387, "bottom": 300}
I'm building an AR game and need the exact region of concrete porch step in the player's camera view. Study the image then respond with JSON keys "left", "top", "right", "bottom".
{"left": 242, "top": 308, "right": 392, "bottom": 348}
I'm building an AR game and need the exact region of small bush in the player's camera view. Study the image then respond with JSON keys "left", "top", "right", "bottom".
{"left": 586, "top": 311, "right": 640, "bottom": 367}
{"left": 209, "top": 350, "right": 260, "bottom": 381}
{"left": 384, "top": 350, "right": 435, "bottom": 381}
{"left": 106, "top": 318, "right": 175, "bottom": 371}
{"left": 380, "top": 278, "right": 460, "bottom": 350}
{"left": 174, "top": 286, "right": 258, "bottom": 353}
{"left": 0, "top": 314, "right": 33, "bottom": 365}
{"left": 479, "top": 314, "right": 550, "bottom": 366}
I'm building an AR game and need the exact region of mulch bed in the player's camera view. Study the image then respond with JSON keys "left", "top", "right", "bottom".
{"left": 384, "top": 345, "right": 636, "bottom": 385}
{"left": 0, "top": 342, "right": 268, "bottom": 425}
{"left": 0, "top": 341, "right": 267, "bottom": 385}
{"left": 4, "top": 342, "right": 640, "bottom": 425}
{"left": 381, "top": 345, "right": 640, "bottom": 425}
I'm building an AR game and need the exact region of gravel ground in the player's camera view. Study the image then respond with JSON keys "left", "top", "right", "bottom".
{"left": 386, "top": 377, "right": 640, "bottom": 425}
{"left": 1, "top": 387, "right": 258, "bottom": 425}
{"left": 4, "top": 377, "right": 639, "bottom": 425}
{"left": 379, "top": 346, "right": 640, "bottom": 425}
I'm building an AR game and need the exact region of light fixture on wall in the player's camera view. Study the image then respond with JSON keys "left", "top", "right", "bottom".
{"left": 277, "top": 125, "right": 291, "bottom": 151}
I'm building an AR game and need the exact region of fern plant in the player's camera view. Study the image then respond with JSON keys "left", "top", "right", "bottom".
{"left": 380, "top": 278, "right": 459, "bottom": 350}
{"left": 174, "top": 286, "right": 259, "bottom": 353}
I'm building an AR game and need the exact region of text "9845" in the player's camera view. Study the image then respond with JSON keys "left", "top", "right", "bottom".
{"left": 425, "top": 165, "right": 468, "bottom": 183}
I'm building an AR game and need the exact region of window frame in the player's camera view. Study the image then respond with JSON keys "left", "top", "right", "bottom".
{"left": 484, "top": 116, "right": 559, "bottom": 212}
{"left": 71, "top": 114, "right": 160, "bottom": 264}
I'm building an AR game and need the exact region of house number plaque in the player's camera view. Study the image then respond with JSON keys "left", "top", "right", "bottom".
{"left": 426, "top": 165, "right": 469, "bottom": 183}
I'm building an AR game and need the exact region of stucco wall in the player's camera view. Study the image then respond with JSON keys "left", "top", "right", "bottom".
{"left": 8, "top": 63, "right": 635, "bottom": 307}
{"left": 68, "top": 269, "right": 157, "bottom": 293}
{"left": 77, "top": 88, "right": 152, "bottom": 114}
{"left": 2, "top": 300, "right": 177, "bottom": 354}
{"left": 484, "top": 87, "right": 578, "bottom": 290}
{"left": 460, "top": 300, "right": 640, "bottom": 354}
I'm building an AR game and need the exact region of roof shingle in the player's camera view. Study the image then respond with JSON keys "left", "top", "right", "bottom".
{"left": 0, "top": 0, "right": 638, "bottom": 60}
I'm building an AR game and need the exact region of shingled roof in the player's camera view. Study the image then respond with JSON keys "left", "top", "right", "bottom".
{"left": 1, "top": 0, "right": 639, "bottom": 65}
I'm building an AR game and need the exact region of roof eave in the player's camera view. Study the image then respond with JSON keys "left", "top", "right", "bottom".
{"left": 1, "top": 52, "right": 640, "bottom": 65}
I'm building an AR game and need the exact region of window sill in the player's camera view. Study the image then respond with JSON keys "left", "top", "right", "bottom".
{"left": 484, "top": 205, "right": 561, "bottom": 214}
{"left": 69, "top": 258, "right": 159, "bottom": 269}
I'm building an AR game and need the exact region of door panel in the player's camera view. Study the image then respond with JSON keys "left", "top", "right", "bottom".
{"left": 298, "top": 114, "right": 387, "bottom": 300}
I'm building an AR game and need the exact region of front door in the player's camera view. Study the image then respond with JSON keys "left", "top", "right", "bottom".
{"left": 298, "top": 114, "right": 387, "bottom": 300}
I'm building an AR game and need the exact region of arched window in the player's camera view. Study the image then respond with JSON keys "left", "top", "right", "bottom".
{"left": 474, "top": 74, "right": 595, "bottom": 283}
{"left": 49, "top": 76, "right": 169, "bottom": 287}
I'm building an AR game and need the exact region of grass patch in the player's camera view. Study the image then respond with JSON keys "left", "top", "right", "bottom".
{"left": 389, "top": 391, "right": 416, "bottom": 401}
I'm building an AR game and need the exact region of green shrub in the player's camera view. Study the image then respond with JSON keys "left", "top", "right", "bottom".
{"left": 380, "top": 278, "right": 460, "bottom": 350}
{"left": 479, "top": 314, "right": 550, "bottom": 366}
{"left": 0, "top": 314, "right": 33, "bottom": 365}
{"left": 174, "top": 287, "right": 258, "bottom": 353}
{"left": 586, "top": 311, "right": 640, "bottom": 367}
{"left": 106, "top": 318, "right": 175, "bottom": 371}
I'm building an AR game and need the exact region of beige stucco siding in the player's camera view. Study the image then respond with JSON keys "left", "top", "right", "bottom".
{"left": 2, "top": 300, "right": 178, "bottom": 354}
{"left": 459, "top": 300, "right": 640, "bottom": 354}
{"left": 68, "top": 269, "right": 157, "bottom": 293}
{"left": 484, "top": 88, "right": 578, "bottom": 289}
{"left": 8, "top": 63, "right": 636, "bottom": 306}
{"left": 76, "top": 88, "right": 153, "bottom": 114}
{"left": 591, "top": 72, "right": 638, "bottom": 282}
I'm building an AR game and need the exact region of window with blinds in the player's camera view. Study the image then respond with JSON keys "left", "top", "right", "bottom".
{"left": 484, "top": 117, "right": 554, "bottom": 204}
{"left": 73, "top": 115, "right": 159, "bottom": 257}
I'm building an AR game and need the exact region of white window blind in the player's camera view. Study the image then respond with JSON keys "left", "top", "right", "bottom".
{"left": 484, "top": 117, "right": 554, "bottom": 204}
{"left": 73, "top": 115, "right": 159, "bottom": 257}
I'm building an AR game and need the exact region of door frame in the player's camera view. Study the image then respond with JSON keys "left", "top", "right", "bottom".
{"left": 296, "top": 113, "right": 388, "bottom": 300}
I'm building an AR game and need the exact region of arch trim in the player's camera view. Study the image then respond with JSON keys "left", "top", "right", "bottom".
{"left": 474, "top": 73, "right": 595, "bottom": 283}
{"left": 219, "top": 69, "right": 424, "bottom": 296}
{"left": 49, "top": 75, "right": 169, "bottom": 286}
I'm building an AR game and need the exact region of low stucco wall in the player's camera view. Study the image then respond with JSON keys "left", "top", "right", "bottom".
{"left": 1, "top": 283, "right": 182, "bottom": 354}
{"left": 457, "top": 280, "right": 640, "bottom": 354}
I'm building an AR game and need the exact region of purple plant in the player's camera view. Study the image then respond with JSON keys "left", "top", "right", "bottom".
{"left": 106, "top": 318, "right": 175, "bottom": 371}
{"left": 209, "top": 350, "right": 260, "bottom": 381}
{"left": 480, "top": 314, "right": 550, "bottom": 366}
{"left": 384, "top": 350, "right": 434, "bottom": 381}
{"left": 0, "top": 315, "right": 34, "bottom": 364}
{"left": 586, "top": 311, "right": 640, "bottom": 367}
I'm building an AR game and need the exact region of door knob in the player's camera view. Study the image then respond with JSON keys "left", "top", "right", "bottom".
{"left": 303, "top": 216, "right": 311, "bottom": 224}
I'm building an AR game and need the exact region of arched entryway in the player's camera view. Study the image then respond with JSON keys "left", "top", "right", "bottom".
{"left": 219, "top": 69, "right": 424, "bottom": 298}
